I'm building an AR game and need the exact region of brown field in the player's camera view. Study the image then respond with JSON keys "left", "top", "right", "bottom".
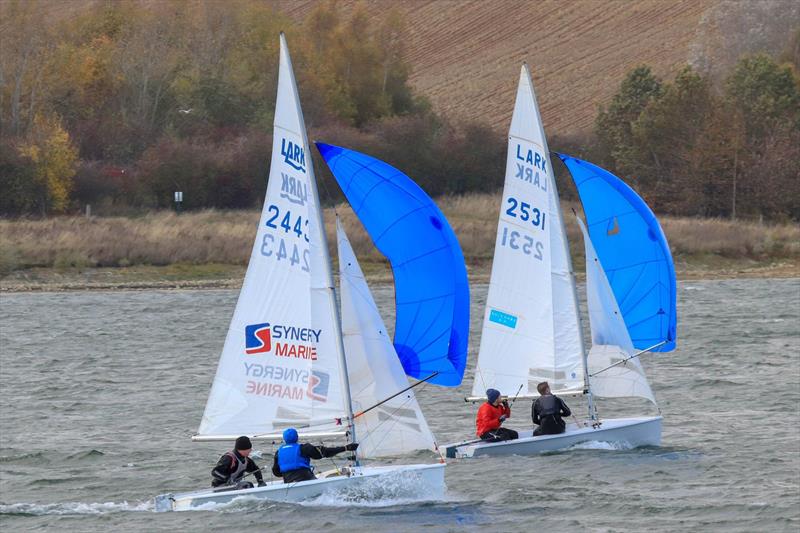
{"left": 275, "top": 0, "right": 797, "bottom": 137}
{"left": 2, "top": 193, "right": 798, "bottom": 290}
{"left": 15, "top": 0, "right": 797, "bottom": 141}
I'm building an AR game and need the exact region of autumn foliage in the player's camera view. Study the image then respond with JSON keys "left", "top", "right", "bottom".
{"left": 0, "top": 0, "right": 798, "bottom": 223}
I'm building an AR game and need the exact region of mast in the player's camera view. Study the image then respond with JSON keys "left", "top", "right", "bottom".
{"left": 525, "top": 64, "right": 597, "bottom": 420}
{"left": 280, "top": 33, "right": 359, "bottom": 459}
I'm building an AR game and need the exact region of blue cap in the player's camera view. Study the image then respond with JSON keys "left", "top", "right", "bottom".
{"left": 282, "top": 427, "right": 298, "bottom": 444}
{"left": 486, "top": 389, "right": 501, "bottom": 403}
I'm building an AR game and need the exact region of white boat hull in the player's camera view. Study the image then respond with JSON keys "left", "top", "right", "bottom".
{"left": 444, "top": 416, "right": 662, "bottom": 458}
{"left": 154, "top": 463, "right": 445, "bottom": 511}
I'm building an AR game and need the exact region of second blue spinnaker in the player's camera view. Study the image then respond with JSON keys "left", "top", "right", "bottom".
{"left": 558, "top": 154, "right": 677, "bottom": 352}
{"left": 316, "top": 143, "right": 469, "bottom": 387}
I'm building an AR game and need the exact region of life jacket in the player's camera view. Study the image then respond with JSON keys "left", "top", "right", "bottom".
{"left": 225, "top": 451, "right": 248, "bottom": 484}
{"left": 277, "top": 443, "right": 311, "bottom": 473}
{"left": 537, "top": 395, "right": 560, "bottom": 417}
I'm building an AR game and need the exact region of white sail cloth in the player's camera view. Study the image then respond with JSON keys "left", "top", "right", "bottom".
{"left": 197, "top": 35, "right": 347, "bottom": 438}
{"left": 578, "top": 218, "right": 656, "bottom": 404}
{"left": 472, "top": 64, "right": 584, "bottom": 398}
{"left": 337, "top": 220, "right": 437, "bottom": 458}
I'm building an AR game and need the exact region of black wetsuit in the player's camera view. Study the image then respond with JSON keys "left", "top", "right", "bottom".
{"left": 211, "top": 450, "right": 264, "bottom": 488}
{"left": 532, "top": 394, "right": 571, "bottom": 436}
{"left": 271, "top": 444, "right": 350, "bottom": 484}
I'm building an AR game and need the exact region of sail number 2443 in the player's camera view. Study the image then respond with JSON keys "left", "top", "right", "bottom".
{"left": 260, "top": 203, "right": 310, "bottom": 271}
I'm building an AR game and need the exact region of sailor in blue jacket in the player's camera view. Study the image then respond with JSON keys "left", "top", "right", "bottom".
{"left": 271, "top": 428, "right": 359, "bottom": 483}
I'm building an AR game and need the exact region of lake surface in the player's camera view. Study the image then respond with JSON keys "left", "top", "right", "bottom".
{"left": 1, "top": 278, "right": 798, "bottom": 532}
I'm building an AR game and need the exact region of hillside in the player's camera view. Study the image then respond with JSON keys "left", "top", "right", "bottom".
{"left": 276, "top": 0, "right": 798, "bottom": 136}
{"left": 8, "top": 0, "right": 797, "bottom": 139}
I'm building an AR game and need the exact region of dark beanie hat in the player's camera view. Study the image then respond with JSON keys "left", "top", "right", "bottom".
{"left": 486, "top": 388, "right": 501, "bottom": 403}
{"left": 234, "top": 436, "right": 252, "bottom": 451}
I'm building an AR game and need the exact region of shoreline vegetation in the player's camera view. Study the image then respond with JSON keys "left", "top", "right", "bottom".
{"left": 2, "top": 193, "right": 798, "bottom": 292}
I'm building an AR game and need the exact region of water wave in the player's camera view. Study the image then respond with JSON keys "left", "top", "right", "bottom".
{"left": 0, "top": 500, "right": 153, "bottom": 516}
{"left": 64, "top": 449, "right": 105, "bottom": 461}
{"left": 567, "top": 440, "right": 635, "bottom": 451}
{"left": 0, "top": 451, "right": 46, "bottom": 463}
{"left": 189, "top": 493, "right": 441, "bottom": 511}
{"left": 300, "top": 492, "right": 441, "bottom": 508}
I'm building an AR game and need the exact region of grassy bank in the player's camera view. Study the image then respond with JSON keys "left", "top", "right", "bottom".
{"left": 1, "top": 192, "right": 798, "bottom": 290}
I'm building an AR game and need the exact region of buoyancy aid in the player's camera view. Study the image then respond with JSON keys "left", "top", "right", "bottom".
{"left": 277, "top": 443, "right": 311, "bottom": 472}
{"left": 537, "top": 395, "right": 560, "bottom": 416}
{"left": 225, "top": 451, "right": 248, "bottom": 484}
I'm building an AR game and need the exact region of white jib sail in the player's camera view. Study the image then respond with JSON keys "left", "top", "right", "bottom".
{"left": 472, "top": 65, "right": 583, "bottom": 398}
{"left": 197, "top": 34, "right": 347, "bottom": 438}
{"left": 577, "top": 217, "right": 656, "bottom": 404}
{"left": 337, "top": 220, "right": 437, "bottom": 458}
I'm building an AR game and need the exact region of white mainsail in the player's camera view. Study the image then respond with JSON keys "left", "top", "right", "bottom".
{"left": 471, "top": 65, "right": 584, "bottom": 398}
{"left": 337, "top": 220, "right": 437, "bottom": 458}
{"left": 577, "top": 218, "right": 656, "bottom": 404}
{"left": 197, "top": 34, "right": 348, "bottom": 438}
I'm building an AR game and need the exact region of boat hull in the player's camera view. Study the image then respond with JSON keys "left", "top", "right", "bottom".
{"left": 154, "top": 463, "right": 445, "bottom": 511}
{"left": 444, "top": 416, "right": 662, "bottom": 458}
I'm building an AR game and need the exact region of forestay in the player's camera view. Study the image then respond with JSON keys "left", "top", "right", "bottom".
{"left": 197, "top": 35, "right": 347, "bottom": 439}
{"left": 558, "top": 155, "right": 677, "bottom": 352}
{"left": 317, "top": 143, "right": 469, "bottom": 388}
{"left": 337, "top": 220, "right": 437, "bottom": 458}
{"left": 578, "top": 217, "right": 656, "bottom": 404}
{"left": 471, "top": 65, "right": 584, "bottom": 398}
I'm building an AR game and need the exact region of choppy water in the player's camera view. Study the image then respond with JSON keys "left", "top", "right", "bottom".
{"left": 1, "top": 278, "right": 798, "bottom": 532}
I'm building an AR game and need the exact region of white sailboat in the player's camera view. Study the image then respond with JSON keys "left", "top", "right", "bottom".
{"left": 444, "top": 64, "right": 675, "bottom": 459}
{"left": 155, "top": 34, "right": 443, "bottom": 511}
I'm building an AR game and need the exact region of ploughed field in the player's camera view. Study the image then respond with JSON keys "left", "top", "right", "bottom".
{"left": 277, "top": 0, "right": 797, "bottom": 136}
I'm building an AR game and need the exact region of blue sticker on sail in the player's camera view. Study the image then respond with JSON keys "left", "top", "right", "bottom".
{"left": 489, "top": 309, "right": 517, "bottom": 329}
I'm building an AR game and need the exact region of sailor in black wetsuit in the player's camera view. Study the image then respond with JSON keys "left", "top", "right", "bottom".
{"left": 271, "top": 427, "right": 359, "bottom": 484}
{"left": 532, "top": 381, "right": 572, "bottom": 436}
{"left": 211, "top": 436, "right": 265, "bottom": 490}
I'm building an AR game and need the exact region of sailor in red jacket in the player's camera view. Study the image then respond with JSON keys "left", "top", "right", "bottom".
{"left": 476, "top": 388, "right": 519, "bottom": 442}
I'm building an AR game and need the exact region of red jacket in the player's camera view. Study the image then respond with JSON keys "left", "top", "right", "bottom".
{"left": 476, "top": 402, "right": 511, "bottom": 436}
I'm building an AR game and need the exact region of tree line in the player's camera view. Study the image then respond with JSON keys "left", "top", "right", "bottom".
{"left": 0, "top": 0, "right": 797, "bottom": 221}
{"left": 586, "top": 44, "right": 799, "bottom": 221}
{"left": 0, "top": 0, "right": 504, "bottom": 216}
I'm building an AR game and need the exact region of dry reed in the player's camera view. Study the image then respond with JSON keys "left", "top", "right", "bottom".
{"left": 1, "top": 193, "right": 798, "bottom": 275}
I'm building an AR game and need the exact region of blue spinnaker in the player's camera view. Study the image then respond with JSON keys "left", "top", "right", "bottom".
{"left": 316, "top": 143, "right": 469, "bottom": 386}
{"left": 558, "top": 154, "right": 676, "bottom": 352}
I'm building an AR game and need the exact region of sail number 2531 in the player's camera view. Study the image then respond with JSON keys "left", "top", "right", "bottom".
{"left": 500, "top": 226, "right": 544, "bottom": 261}
{"left": 505, "top": 197, "right": 546, "bottom": 230}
